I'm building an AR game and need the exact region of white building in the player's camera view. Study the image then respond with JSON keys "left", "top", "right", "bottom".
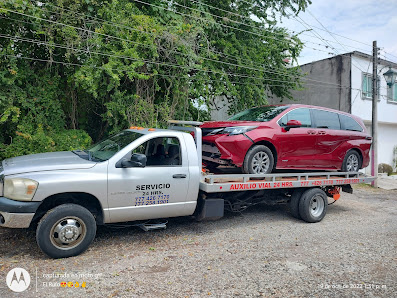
{"left": 267, "top": 51, "right": 397, "bottom": 171}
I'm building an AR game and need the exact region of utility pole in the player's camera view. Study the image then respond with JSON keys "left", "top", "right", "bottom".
{"left": 371, "top": 40, "right": 378, "bottom": 187}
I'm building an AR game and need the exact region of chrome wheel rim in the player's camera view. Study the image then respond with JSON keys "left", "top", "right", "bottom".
{"left": 50, "top": 216, "right": 87, "bottom": 250}
{"left": 346, "top": 154, "right": 359, "bottom": 172}
{"left": 252, "top": 151, "right": 270, "bottom": 174}
{"left": 309, "top": 194, "right": 325, "bottom": 217}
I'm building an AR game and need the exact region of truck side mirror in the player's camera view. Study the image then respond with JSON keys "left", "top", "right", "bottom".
{"left": 285, "top": 119, "right": 302, "bottom": 131}
{"left": 118, "top": 153, "right": 147, "bottom": 168}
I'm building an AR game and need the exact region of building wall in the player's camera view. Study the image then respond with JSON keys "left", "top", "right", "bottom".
{"left": 351, "top": 55, "right": 397, "bottom": 124}
{"left": 268, "top": 55, "right": 351, "bottom": 113}
{"left": 351, "top": 54, "right": 397, "bottom": 169}
{"left": 209, "top": 96, "right": 230, "bottom": 120}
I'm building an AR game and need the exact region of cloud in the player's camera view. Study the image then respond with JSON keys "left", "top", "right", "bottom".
{"left": 282, "top": 0, "right": 397, "bottom": 65}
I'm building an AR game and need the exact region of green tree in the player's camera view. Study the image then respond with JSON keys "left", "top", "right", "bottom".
{"left": 0, "top": 0, "right": 310, "bottom": 159}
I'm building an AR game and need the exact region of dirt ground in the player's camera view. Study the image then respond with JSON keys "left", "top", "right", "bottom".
{"left": 0, "top": 184, "right": 396, "bottom": 297}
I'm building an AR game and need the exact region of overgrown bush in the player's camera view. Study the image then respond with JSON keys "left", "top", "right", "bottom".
{"left": 0, "top": 127, "right": 92, "bottom": 160}
{"left": 378, "top": 163, "right": 393, "bottom": 176}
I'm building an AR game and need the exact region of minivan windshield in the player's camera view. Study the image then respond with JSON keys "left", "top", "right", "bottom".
{"left": 228, "top": 106, "right": 288, "bottom": 122}
{"left": 74, "top": 130, "right": 143, "bottom": 162}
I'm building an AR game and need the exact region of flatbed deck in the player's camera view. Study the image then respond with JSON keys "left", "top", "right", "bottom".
{"left": 200, "top": 171, "right": 375, "bottom": 193}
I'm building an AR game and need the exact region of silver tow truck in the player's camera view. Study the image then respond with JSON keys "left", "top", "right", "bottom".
{"left": 0, "top": 121, "right": 376, "bottom": 258}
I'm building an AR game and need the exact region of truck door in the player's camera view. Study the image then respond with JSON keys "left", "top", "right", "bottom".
{"left": 107, "top": 135, "right": 190, "bottom": 223}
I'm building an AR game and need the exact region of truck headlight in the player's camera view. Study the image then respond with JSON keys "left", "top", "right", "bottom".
{"left": 223, "top": 126, "right": 257, "bottom": 135}
{"left": 4, "top": 178, "right": 38, "bottom": 201}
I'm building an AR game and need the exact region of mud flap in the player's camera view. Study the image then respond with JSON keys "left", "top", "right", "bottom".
{"left": 195, "top": 198, "right": 224, "bottom": 221}
{"left": 342, "top": 184, "right": 353, "bottom": 194}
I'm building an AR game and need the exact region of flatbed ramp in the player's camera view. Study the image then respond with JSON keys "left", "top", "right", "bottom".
{"left": 200, "top": 172, "right": 375, "bottom": 193}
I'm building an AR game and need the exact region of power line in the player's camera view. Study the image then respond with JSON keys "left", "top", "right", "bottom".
{"left": 135, "top": 0, "right": 356, "bottom": 55}
{"left": 172, "top": 0, "right": 344, "bottom": 50}
{"left": 4, "top": 1, "right": 360, "bottom": 73}
{"left": 1, "top": 5, "right": 307, "bottom": 79}
{"left": 1, "top": 34, "right": 302, "bottom": 83}
{"left": 223, "top": 0, "right": 375, "bottom": 54}
{"left": 1, "top": 53, "right": 360, "bottom": 90}
{"left": 307, "top": 8, "right": 364, "bottom": 55}
{"left": 1, "top": 4, "right": 376, "bottom": 90}
{"left": 1, "top": 33, "right": 358, "bottom": 88}
{"left": 62, "top": 0, "right": 372, "bottom": 57}
{"left": 0, "top": 10, "right": 339, "bottom": 85}
{"left": 0, "top": 30, "right": 302, "bottom": 83}
{"left": 134, "top": 0, "right": 278, "bottom": 39}
{"left": 238, "top": 0, "right": 373, "bottom": 48}
{"left": 1, "top": 8, "right": 293, "bottom": 78}
{"left": 138, "top": 0, "right": 359, "bottom": 54}
{"left": 289, "top": 8, "right": 369, "bottom": 72}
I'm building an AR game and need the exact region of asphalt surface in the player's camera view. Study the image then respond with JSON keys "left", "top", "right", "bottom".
{"left": 0, "top": 184, "right": 396, "bottom": 297}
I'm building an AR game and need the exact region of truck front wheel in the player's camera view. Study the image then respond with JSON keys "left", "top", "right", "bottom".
{"left": 36, "top": 204, "right": 97, "bottom": 258}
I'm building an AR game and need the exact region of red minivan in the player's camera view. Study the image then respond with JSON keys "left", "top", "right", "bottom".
{"left": 201, "top": 104, "right": 372, "bottom": 174}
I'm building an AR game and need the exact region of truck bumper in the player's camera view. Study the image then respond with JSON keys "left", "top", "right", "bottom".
{"left": 0, "top": 212, "right": 35, "bottom": 228}
{"left": 0, "top": 197, "right": 41, "bottom": 228}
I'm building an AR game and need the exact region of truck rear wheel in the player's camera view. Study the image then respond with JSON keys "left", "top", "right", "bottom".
{"left": 289, "top": 188, "right": 305, "bottom": 219}
{"left": 36, "top": 204, "right": 96, "bottom": 259}
{"left": 298, "top": 188, "right": 328, "bottom": 223}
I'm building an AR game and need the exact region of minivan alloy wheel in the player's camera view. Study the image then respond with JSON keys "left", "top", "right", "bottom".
{"left": 252, "top": 151, "right": 270, "bottom": 174}
{"left": 346, "top": 154, "right": 359, "bottom": 172}
{"left": 243, "top": 145, "right": 274, "bottom": 174}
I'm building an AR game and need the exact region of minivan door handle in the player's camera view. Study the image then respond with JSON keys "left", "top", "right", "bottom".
{"left": 173, "top": 174, "right": 187, "bottom": 179}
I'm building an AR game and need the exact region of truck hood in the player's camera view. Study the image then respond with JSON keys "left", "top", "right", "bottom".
{"left": 1, "top": 151, "right": 96, "bottom": 176}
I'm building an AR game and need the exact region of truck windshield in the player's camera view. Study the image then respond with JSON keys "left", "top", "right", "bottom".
{"left": 81, "top": 131, "right": 143, "bottom": 161}
{"left": 228, "top": 106, "right": 288, "bottom": 122}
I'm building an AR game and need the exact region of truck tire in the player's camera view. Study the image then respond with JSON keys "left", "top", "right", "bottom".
{"left": 243, "top": 145, "right": 274, "bottom": 174}
{"left": 298, "top": 188, "right": 328, "bottom": 223}
{"left": 289, "top": 188, "right": 304, "bottom": 219}
{"left": 36, "top": 204, "right": 97, "bottom": 259}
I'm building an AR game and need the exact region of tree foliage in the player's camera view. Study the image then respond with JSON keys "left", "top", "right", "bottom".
{"left": 0, "top": 0, "right": 310, "bottom": 159}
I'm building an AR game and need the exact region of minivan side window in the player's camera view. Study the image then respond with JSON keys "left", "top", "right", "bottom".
{"left": 279, "top": 108, "right": 312, "bottom": 127}
{"left": 312, "top": 109, "right": 341, "bottom": 130}
{"left": 339, "top": 114, "right": 363, "bottom": 132}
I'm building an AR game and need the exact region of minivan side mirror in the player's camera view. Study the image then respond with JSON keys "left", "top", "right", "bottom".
{"left": 118, "top": 153, "right": 147, "bottom": 168}
{"left": 285, "top": 119, "right": 302, "bottom": 131}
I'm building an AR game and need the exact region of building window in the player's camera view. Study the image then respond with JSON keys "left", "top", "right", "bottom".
{"left": 362, "top": 73, "right": 380, "bottom": 99}
{"left": 362, "top": 73, "right": 372, "bottom": 98}
{"left": 392, "top": 83, "right": 397, "bottom": 102}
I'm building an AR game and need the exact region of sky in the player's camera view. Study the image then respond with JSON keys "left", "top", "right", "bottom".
{"left": 279, "top": 0, "right": 397, "bottom": 66}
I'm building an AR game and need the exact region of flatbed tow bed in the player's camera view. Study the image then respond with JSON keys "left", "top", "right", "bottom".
{"left": 200, "top": 171, "right": 373, "bottom": 193}
{"left": 170, "top": 120, "right": 376, "bottom": 223}
{"left": 195, "top": 171, "right": 375, "bottom": 222}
